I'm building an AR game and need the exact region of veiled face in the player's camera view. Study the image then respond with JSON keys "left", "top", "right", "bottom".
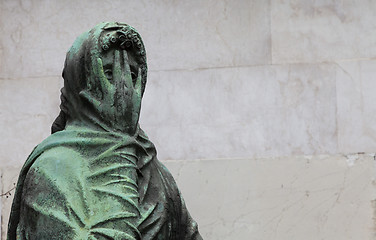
{"left": 51, "top": 22, "right": 147, "bottom": 134}
{"left": 100, "top": 47, "right": 140, "bottom": 87}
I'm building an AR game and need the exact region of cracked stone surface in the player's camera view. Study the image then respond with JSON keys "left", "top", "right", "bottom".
{"left": 336, "top": 59, "right": 376, "bottom": 154}
{"left": 163, "top": 154, "right": 376, "bottom": 240}
{"left": 1, "top": 166, "right": 20, "bottom": 240}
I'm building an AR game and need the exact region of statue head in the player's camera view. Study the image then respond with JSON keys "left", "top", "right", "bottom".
{"left": 52, "top": 22, "right": 147, "bottom": 134}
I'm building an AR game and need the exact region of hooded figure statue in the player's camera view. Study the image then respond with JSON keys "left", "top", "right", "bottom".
{"left": 7, "top": 22, "right": 202, "bottom": 240}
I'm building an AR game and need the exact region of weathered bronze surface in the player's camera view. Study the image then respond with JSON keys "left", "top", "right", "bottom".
{"left": 8, "top": 22, "right": 202, "bottom": 240}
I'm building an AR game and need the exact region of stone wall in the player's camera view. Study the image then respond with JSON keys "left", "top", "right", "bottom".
{"left": 0, "top": 0, "right": 375, "bottom": 239}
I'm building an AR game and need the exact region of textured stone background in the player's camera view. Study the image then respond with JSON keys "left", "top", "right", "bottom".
{"left": 0, "top": 0, "right": 376, "bottom": 239}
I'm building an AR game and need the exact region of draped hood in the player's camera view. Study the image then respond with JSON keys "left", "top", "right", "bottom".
{"left": 52, "top": 21, "right": 148, "bottom": 133}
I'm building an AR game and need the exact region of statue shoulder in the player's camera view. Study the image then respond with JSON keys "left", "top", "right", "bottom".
{"left": 26, "top": 146, "right": 85, "bottom": 183}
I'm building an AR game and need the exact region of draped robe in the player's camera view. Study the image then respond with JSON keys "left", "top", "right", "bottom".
{"left": 7, "top": 22, "right": 203, "bottom": 240}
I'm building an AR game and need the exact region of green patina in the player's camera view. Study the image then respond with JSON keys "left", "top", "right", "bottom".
{"left": 7, "top": 22, "right": 202, "bottom": 240}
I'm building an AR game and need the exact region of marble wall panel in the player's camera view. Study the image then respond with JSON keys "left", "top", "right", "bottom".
{"left": 1, "top": 167, "right": 20, "bottom": 240}
{"left": 140, "top": 63, "right": 337, "bottom": 160}
{"left": 163, "top": 154, "right": 376, "bottom": 240}
{"left": 0, "top": 77, "right": 60, "bottom": 167}
{"left": 336, "top": 60, "right": 376, "bottom": 154}
{"left": 0, "top": 0, "right": 270, "bottom": 79}
{"left": 0, "top": 63, "right": 337, "bottom": 166}
{"left": 272, "top": 0, "right": 376, "bottom": 63}
{"left": 0, "top": 169, "right": 2, "bottom": 240}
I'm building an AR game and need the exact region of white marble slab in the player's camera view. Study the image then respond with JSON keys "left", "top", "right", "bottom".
{"left": 163, "top": 154, "right": 376, "bottom": 240}
{"left": 0, "top": 77, "right": 60, "bottom": 167}
{"left": 0, "top": 166, "right": 20, "bottom": 240}
{"left": 336, "top": 59, "right": 376, "bottom": 153}
{"left": 140, "top": 64, "right": 337, "bottom": 160}
{"left": 0, "top": 63, "right": 337, "bottom": 166}
{"left": 0, "top": 168, "right": 2, "bottom": 240}
{"left": 0, "top": 0, "right": 270, "bottom": 78}
{"left": 272, "top": 0, "right": 376, "bottom": 63}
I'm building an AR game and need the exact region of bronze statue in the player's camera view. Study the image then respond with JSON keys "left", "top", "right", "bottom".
{"left": 7, "top": 22, "right": 202, "bottom": 240}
